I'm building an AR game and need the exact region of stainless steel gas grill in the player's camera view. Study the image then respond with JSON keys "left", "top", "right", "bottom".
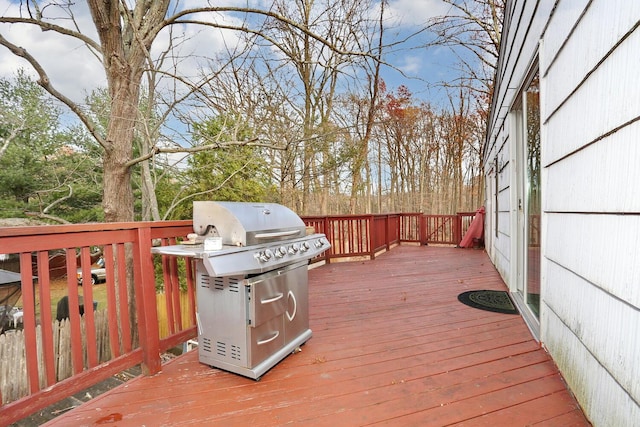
{"left": 152, "top": 201, "right": 330, "bottom": 379}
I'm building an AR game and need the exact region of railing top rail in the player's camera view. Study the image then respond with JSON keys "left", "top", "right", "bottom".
{"left": 301, "top": 213, "right": 411, "bottom": 220}
{"left": 0, "top": 220, "right": 192, "bottom": 238}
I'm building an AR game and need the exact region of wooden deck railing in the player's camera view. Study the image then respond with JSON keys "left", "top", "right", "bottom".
{"left": 0, "top": 211, "right": 479, "bottom": 424}
{"left": 422, "top": 212, "right": 479, "bottom": 246}
{"left": 0, "top": 221, "right": 196, "bottom": 424}
{"left": 302, "top": 211, "right": 476, "bottom": 262}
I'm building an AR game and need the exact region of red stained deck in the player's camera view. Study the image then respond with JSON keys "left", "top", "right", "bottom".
{"left": 42, "top": 246, "right": 590, "bottom": 426}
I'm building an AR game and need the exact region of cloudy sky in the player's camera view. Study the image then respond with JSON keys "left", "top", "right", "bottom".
{"left": 0, "top": 0, "right": 456, "bottom": 106}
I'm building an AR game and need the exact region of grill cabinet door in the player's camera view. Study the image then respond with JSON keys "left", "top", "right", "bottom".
{"left": 247, "top": 268, "right": 288, "bottom": 326}
{"left": 283, "top": 263, "right": 310, "bottom": 344}
{"left": 248, "top": 316, "right": 285, "bottom": 366}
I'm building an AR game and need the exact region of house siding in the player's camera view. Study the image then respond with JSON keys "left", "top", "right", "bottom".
{"left": 486, "top": 1, "right": 640, "bottom": 425}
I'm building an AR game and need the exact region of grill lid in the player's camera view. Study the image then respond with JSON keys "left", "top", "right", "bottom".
{"left": 193, "top": 201, "right": 306, "bottom": 247}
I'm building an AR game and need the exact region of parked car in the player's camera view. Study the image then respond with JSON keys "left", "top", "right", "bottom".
{"left": 77, "top": 257, "right": 106, "bottom": 285}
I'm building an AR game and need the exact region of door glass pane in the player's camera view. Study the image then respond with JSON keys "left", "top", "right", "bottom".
{"left": 525, "top": 72, "right": 541, "bottom": 317}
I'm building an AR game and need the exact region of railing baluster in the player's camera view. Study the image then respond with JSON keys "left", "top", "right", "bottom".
{"left": 81, "top": 247, "right": 98, "bottom": 368}
{"left": 36, "top": 251, "right": 56, "bottom": 387}
{"left": 66, "top": 248, "right": 84, "bottom": 375}
{"left": 302, "top": 212, "right": 480, "bottom": 260}
{"left": 185, "top": 258, "right": 197, "bottom": 326}
{"left": 20, "top": 253, "right": 39, "bottom": 394}
{"left": 134, "top": 226, "right": 161, "bottom": 376}
{"left": 103, "top": 244, "right": 121, "bottom": 358}
{"left": 115, "top": 243, "right": 132, "bottom": 354}
{"left": 169, "top": 254, "right": 182, "bottom": 333}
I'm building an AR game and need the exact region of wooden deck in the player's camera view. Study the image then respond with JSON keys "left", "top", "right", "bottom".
{"left": 41, "top": 246, "right": 590, "bottom": 426}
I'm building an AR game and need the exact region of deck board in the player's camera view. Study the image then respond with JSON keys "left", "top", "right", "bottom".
{"left": 41, "top": 246, "right": 590, "bottom": 426}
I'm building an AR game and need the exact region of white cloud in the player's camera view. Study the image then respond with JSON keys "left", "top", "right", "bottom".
{"left": 152, "top": 21, "right": 243, "bottom": 81}
{"left": 397, "top": 54, "right": 423, "bottom": 74}
{"left": 0, "top": 1, "right": 247, "bottom": 103}
{"left": 0, "top": 1, "right": 104, "bottom": 102}
{"left": 385, "top": 0, "right": 451, "bottom": 27}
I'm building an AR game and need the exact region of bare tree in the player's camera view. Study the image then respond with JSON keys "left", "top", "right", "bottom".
{"left": 423, "top": 0, "right": 504, "bottom": 212}
{"left": 0, "top": 1, "right": 374, "bottom": 222}
{"left": 248, "top": 0, "right": 378, "bottom": 214}
{"left": 343, "top": 0, "right": 386, "bottom": 215}
{"left": 426, "top": 0, "right": 504, "bottom": 97}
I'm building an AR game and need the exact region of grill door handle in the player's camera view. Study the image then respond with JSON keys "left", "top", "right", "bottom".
{"left": 257, "top": 331, "right": 280, "bottom": 345}
{"left": 286, "top": 290, "right": 297, "bottom": 321}
{"left": 254, "top": 230, "right": 301, "bottom": 239}
{"left": 261, "top": 293, "right": 284, "bottom": 305}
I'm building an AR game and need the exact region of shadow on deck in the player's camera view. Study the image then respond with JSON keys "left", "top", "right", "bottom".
{"left": 40, "top": 246, "right": 590, "bottom": 426}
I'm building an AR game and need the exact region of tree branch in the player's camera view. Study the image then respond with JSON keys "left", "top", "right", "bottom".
{"left": 0, "top": 17, "right": 102, "bottom": 52}
{"left": 24, "top": 211, "right": 72, "bottom": 225}
{"left": 0, "top": 120, "right": 26, "bottom": 161}
{"left": 39, "top": 184, "right": 74, "bottom": 214}
{"left": 163, "top": 7, "right": 372, "bottom": 58}
{"left": 0, "top": 33, "right": 107, "bottom": 149}
{"left": 125, "top": 137, "right": 286, "bottom": 168}
{"left": 161, "top": 158, "right": 254, "bottom": 220}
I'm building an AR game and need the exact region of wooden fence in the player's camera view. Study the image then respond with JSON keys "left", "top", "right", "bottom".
{"left": 156, "top": 292, "right": 194, "bottom": 339}
{"left": 0, "top": 310, "right": 111, "bottom": 404}
{"left": 0, "top": 291, "right": 192, "bottom": 405}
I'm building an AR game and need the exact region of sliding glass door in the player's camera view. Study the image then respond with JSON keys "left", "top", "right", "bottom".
{"left": 513, "top": 67, "right": 541, "bottom": 321}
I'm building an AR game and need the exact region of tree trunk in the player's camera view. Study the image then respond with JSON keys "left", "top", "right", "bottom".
{"left": 141, "top": 157, "right": 161, "bottom": 221}
{"left": 87, "top": 0, "right": 169, "bottom": 348}
{"left": 87, "top": 0, "right": 169, "bottom": 222}
{"left": 102, "top": 89, "right": 137, "bottom": 222}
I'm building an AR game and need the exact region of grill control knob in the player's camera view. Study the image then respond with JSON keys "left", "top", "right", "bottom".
{"left": 300, "top": 242, "right": 310, "bottom": 252}
{"left": 314, "top": 238, "right": 325, "bottom": 248}
{"left": 274, "top": 246, "right": 287, "bottom": 258}
{"left": 257, "top": 249, "right": 273, "bottom": 262}
{"left": 288, "top": 243, "right": 300, "bottom": 254}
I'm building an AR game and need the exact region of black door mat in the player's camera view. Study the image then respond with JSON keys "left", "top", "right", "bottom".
{"left": 457, "top": 290, "right": 519, "bottom": 315}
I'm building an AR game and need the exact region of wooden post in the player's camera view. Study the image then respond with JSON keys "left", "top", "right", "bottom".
{"left": 324, "top": 216, "right": 332, "bottom": 264}
{"left": 454, "top": 213, "right": 463, "bottom": 246}
{"left": 385, "top": 214, "right": 390, "bottom": 250}
{"left": 420, "top": 214, "right": 427, "bottom": 245}
{"left": 368, "top": 215, "right": 375, "bottom": 260}
{"left": 134, "top": 226, "right": 161, "bottom": 376}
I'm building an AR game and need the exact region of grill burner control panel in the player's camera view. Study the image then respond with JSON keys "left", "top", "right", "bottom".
{"left": 254, "top": 236, "right": 328, "bottom": 264}
{"left": 151, "top": 233, "right": 330, "bottom": 277}
{"left": 202, "top": 234, "right": 329, "bottom": 276}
